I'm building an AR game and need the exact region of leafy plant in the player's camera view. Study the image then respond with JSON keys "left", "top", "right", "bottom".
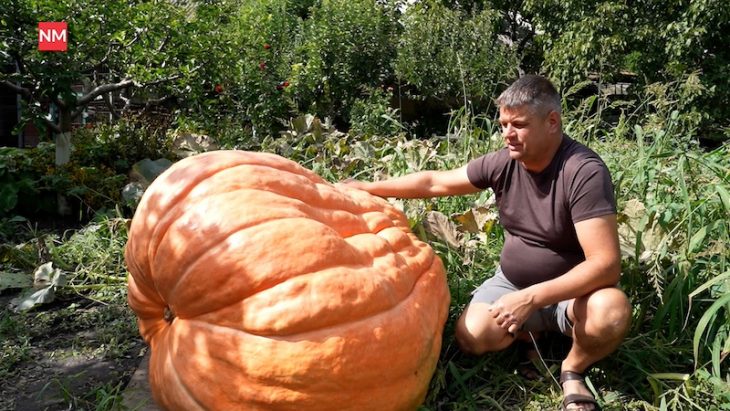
{"left": 224, "top": 0, "right": 302, "bottom": 136}
{"left": 395, "top": 1, "right": 517, "bottom": 107}
{"left": 296, "top": 0, "right": 397, "bottom": 124}
{"left": 521, "top": 0, "right": 730, "bottom": 141}
{"left": 0, "top": 148, "right": 38, "bottom": 215}
{"left": 49, "top": 216, "right": 129, "bottom": 302}
{"left": 349, "top": 87, "right": 404, "bottom": 137}
{"left": 0, "top": 145, "right": 57, "bottom": 217}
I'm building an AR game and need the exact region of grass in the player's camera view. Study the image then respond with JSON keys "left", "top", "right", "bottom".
{"left": 0, "top": 216, "right": 142, "bottom": 410}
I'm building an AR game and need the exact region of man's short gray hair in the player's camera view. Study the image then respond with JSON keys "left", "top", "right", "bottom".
{"left": 496, "top": 75, "right": 562, "bottom": 116}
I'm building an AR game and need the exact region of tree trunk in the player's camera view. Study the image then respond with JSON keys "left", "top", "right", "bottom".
{"left": 55, "top": 109, "right": 74, "bottom": 216}
{"left": 55, "top": 132, "right": 72, "bottom": 166}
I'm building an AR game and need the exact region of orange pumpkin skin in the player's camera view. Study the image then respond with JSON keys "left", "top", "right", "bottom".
{"left": 125, "top": 150, "right": 450, "bottom": 411}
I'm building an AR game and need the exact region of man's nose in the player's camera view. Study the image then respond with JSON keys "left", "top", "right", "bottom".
{"left": 503, "top": 125, "right": 515, "bottom": 137}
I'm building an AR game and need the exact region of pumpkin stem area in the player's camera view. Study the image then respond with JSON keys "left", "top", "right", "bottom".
{"left": 163, "top": 307, "right": 176, "bottom": 323}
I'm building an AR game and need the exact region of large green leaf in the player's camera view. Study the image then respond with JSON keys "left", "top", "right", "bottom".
{"left": 693, "top": 293, "right": 730, "bottom": 368}
{"left": 0, "top": 184, "right": 19, "bottom": 213}
{"left": 688, "top": 225, "right": 709, "bottom": 254}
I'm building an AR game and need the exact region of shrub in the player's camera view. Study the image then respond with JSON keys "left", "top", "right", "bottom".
{"left": 349, "top": 88, "right": 404, "bottom": 137}
{"left": 395, "top": 1, "right": 518, "bottom": 107}
{"left": 0, "top": 145, "right": 56, "bottom": 217}
{"left": 226, "top": 0, "right": 302, "bottom": 137}
{"left": 295, "top": 0, "right": 398, "bottom": 124}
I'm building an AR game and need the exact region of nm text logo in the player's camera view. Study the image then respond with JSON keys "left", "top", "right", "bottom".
{"left": 38, "top": 22, "right": 67, "bottom": 52}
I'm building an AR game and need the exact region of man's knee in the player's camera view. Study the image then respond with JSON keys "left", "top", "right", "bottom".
{"left": 455, "top": 306, "right": 513, "bottom": 355}
{"left": 581, "top": 288, "right": 632, "bottom": 336}
{"left": 455, "top": 324, "right": 486, "bottom": 356}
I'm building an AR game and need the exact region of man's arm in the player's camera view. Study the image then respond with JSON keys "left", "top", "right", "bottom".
{"left": 489, "top": 214, "right": 621, "bottom": 333}
{"left": 527, "top": 214, "right": 621, "bottom": 306}
{"left": 342, "top": 165, "right": 482, "bottom": 198}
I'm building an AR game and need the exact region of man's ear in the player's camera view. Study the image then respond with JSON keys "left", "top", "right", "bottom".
{"left": 547, "top": 110, "right": 561, "bottom": 133}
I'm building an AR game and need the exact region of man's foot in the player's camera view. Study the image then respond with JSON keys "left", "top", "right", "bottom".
{"left": 516, "top": 340, "right": 541, "bottom": 380}
{"left": 560, "top": 371, "right": 601, "bottom": 411}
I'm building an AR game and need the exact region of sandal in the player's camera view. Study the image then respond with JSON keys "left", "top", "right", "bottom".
{"left": 560, "top": 371, "right": 601, "bottom": 411}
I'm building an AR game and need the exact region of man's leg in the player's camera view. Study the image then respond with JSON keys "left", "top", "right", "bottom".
{"left": 455, "top": 268, "right": 524, "bottom": 355}
{"left": 455, "top": 302, "right": 515, "bottom": 355}
{"left": 560, "top": 287, "right": 632, "bottom": 410}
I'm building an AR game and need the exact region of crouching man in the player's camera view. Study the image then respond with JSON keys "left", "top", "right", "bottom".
{"left": 344, "top": 74, "right": 631, "bottom": 411}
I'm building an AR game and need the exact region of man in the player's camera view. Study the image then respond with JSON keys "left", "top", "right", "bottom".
{"left": 344, "top": 75, "right": 631, "bottom": 411}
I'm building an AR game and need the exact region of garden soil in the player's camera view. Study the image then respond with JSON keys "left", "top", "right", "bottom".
{"left": 0, "top": 292, "right": 150, "bottom": 411}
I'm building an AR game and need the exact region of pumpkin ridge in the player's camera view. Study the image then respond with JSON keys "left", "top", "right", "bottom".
{"left": 164, "top": 341, "right": 308, "bottom": 408}
{"left": 143, "top": 160, "right": 400, "bottom": 281}
{"left": 154, "top": 190, "right": 414, "bottom": 318}
{"left": 172, "top": 263, "right": 447, "bottom": 399}
{"left": 126, "top": 276, "right": 168, "bottom": 343}
{"left": 146, "top": 178, "right": 363, "bottom": 280}
{"left": 154, "top": 327, "right": 206, "bottom": 411}
{"left": 125, "top": 236, "right": 164, "bottom": 307}
{"left": 138, "top": 150, "right": 331, "bottom": 282}
{"left": 165, "top": 184, "right": 372, "bottom": 242}
{"left": 159, "top": 216, "right": 356, "bottom": 317}
{"left": 164, "top": 216, "right": 431, "bottom": 323}
{"left": 191, "top": 163, "right": 400, "bottom": 221}
{"left": 184, "top": 282, "right": 431, "bottom": 352}
{"left": 167, "top": 225, "right": 428, "bottom": 322}
{"left": 193, "top": 177, "right": 392, "bottom": 225}
{"left": 142, "top": 155, "right": 325, "bottom": 281}
{"left": 190, "top": 251, "right": 440, "bottom": 337}
{"left": 143, "top": 165, "right": 250, "bottom": 287}
{"left": 164, "top": 214, "right": 305, "bottom": 301}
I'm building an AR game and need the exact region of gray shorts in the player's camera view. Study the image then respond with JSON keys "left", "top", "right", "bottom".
{"left": 471, "top": 267, "right": 574, "bottom": 335}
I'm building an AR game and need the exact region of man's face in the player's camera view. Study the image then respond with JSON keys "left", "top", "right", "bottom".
{"left": 498, "top": 105, "right": 557, "bottom": 167}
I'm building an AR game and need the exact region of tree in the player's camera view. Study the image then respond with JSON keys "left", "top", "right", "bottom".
{"left": 0, "top": 0, "right": 233, "bottom": 162}
{"left": 430, "top": 0, "right": 729, "bottom": 140}
{"left": 296, "top": 0, "right": 398, "bottom": 124}
{"left": 519, "top": 0, "right": 729, "bottom": 140}
{"left": 395, "top": 1, "right": 517, "bottom": 104}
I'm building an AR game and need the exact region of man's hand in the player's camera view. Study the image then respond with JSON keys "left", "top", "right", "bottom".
{"left": 488, "top": 290, "right": 536, "bottom": 335}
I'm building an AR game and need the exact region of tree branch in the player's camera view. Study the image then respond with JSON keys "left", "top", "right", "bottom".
{"left": 516, "top": 28, "right": 535, "bottom": 56}
{"left": 140, "top": 73, "right": 183, "bottom": 88}
{"left": 71, "top": 79, "right": 135, "bottom": 119}
{"left": 157, "top": 34, "right": 171, "bottom": 52}
{"left": 0, "top": 80, "right": 31, "bottom": 98}
{"left": 40, "top": 116, "right": 62, "bottom": 134}
{"left": 5, "top": 82, "right": 63, "bottom": 133}
{"left": 73, "top": 59, "right": 203, "bottom": 118}
{"left": 103, "top": 92, "right": 121, "bottom": 120}
{"left": 75, "top": 78, "right": 135, "bottom": 108}
{"left": 82, "top": 32, "right": 142, "bottom": 74}
{"left": 143, "top": 95, "right": 175, "bottom": 112}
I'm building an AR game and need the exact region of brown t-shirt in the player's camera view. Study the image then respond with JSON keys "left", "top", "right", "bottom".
{"left": 466, "top": 136, "right": 616, "bottom": 288}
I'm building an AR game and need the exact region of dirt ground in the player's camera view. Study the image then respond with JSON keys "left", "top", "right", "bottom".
{"left": 0, "top": 291, "right": 147, "bottom": 411}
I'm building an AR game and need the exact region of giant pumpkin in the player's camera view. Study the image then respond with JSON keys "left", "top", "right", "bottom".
{"left": 125, "top": 150, "right": 450, "bottom": 410}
